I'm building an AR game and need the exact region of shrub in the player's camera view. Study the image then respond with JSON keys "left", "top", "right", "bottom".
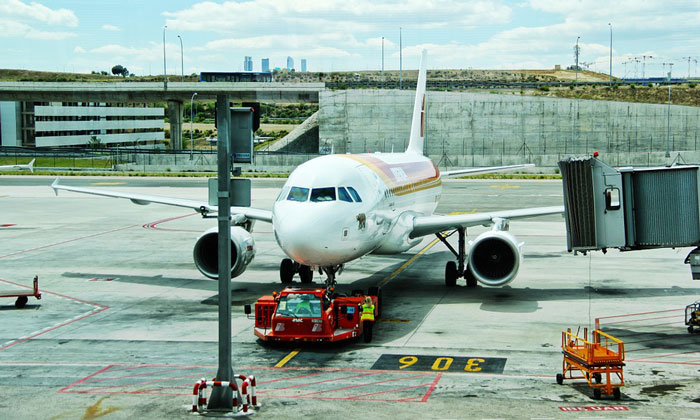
{"left": 538, "top": 85, "right": 550, "bottom": 92}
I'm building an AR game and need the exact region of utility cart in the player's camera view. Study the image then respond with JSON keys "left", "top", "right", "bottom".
{"left": 245, "top": 287, "right": 381, "bottom": 343}
{"left": 686, "top": 301, "right": 700, "bottom": 333}
{"left": 1, "top": 276, "right": 41, "bottom": 308}
{"left": 556, "top": 327, "right": 625, "bottom": 399}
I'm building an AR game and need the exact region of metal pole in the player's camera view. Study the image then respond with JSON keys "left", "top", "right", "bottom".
{"left": 178, "top": 35, "right": 184, "bottom": 82}
{"left": 208, "top": 94, "right": 233, "bottom": 409}
{"left": 666, "top": 67, "right": 672, "bottom": 159}
{"left": 163, "top": 25, "right": 167, "bottom": 90}
{"left": 608, "top": 23, "right": 612, "bottom": 86}
{"left": 575, "top": 36, "right": 580, "bottom": 83}
{"left": 381, "top": 36, "right": 384, "bottom": 89}
{"left": 399, "top": 27, "right": 402, "bottom": 90}
{"left": 190, "top": 92, "right": 197, "bottom": 158}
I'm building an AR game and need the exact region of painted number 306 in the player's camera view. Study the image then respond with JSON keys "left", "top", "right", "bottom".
{"left": 398, "top": 356, "right": 485, "bottom": 372}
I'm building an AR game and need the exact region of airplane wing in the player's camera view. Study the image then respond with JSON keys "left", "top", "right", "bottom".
{"left": 410, "top": 205, "right": 564, "bottom": 238}
{"left": 50, "top": 178, "right": 273, "bottom": 223}
{"left": 441, "top": 163, "right": 534, "bottom": 177}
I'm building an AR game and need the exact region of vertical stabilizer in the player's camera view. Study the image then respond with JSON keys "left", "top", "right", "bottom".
{"left": 406, "top": 49, "right": 427, "bottom": 155}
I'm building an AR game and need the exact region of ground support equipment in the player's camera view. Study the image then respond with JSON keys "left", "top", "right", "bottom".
{"left": 556, "top": 328, "right": 625, "bottom": 399}
{"left": 192, "top": 374, "right": 259, "bottom": 414}
{"left": 685, "top": 301, "right": 700, "bottom": 333}
{"left": 0, "top": 276, "right": 41, "bottom": 308}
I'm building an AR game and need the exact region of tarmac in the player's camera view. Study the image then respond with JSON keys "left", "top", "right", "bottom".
{"left": 1, "top": 176, "right": 699, "bottom": 419}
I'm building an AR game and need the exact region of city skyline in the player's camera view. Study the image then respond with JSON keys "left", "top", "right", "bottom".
{"left": 1, "top": 0, "right": 699, "bottom": 78}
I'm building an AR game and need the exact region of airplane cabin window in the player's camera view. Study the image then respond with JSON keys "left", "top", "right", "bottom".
{"left": 310, "top": 187, "right": 336, "bottom": 202}
{"left": 287, "top": 186, "right": 309, "bottom": 202}
{"left": 338, "top": 187, "right": 353, "bottom": 202}
{"left": 347, "top": 187, "right": 362, "bottom": 202}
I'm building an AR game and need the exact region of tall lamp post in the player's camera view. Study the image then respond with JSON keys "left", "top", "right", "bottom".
{"left": 381, "top": 36, "right": 384, "bottom": 89}
{"left": 163, "top": 25, "right": 167, "bottom": 90}
{"left": 666, "top": 65, "right": 673, "bottom": 160}
{"left": 608, "top": 23, "right": 612, "bottom": 86}
{"left": 190, "top": 92, "right": 197, "bottom": 158}
{"left": 177, "top": 35, "right": 184, "bottom": 82}
{"left": 575, "top": 36, "right": 580, "bottom": 82}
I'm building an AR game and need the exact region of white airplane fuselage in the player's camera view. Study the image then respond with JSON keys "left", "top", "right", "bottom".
{"left": 272, "top": 152, "right": 441, "bottom": 267}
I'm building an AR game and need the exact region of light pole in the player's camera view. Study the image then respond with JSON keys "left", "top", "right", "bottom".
{"left": 381, "top": 36, "right": 384, "bottom": 89}
{"left": 575, "top": 36, "right": 580, "bottom": 82}
{"left": 666, "top": 65, "right": 673, "bottom": 160}
{"left": 177, "top": 35, "right": 184, "bottom": 82}
{"left": 399, "top": 27, "right": 402, "bottom": 90}
{"left": 190, "top": 92, "right": 197, "bottom": 158}
{"left": 163, "top": 25, "right": 167, "bottom": 90}
{"left": 608, "top": 23, "right": 612, "bottom": 86}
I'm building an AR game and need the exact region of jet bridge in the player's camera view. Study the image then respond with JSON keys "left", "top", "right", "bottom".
{"left": 558, "top": 155, "right": 700, "bottom": 279}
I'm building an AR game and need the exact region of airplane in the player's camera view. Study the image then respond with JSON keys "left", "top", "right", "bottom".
{"left": 51, "top": 51, "right": 563, "bottom": 290}
{"left": 0, "top": 159, "right": 34, "bottom": 173}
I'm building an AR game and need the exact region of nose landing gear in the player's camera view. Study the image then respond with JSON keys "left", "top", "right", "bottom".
{"left": 279, "top": 258, "right": 314, "bottom": 284}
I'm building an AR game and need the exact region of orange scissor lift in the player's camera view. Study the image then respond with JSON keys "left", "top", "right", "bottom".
{"left": 556, "top": 328, "right": 625, "bottom": 399}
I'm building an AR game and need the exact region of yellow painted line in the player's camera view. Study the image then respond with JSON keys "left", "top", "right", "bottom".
{"left": 490, "top": 184, "right": 520, "bottom": 190}
{"left": 377, "top": 236, "right": 441, "bottom": 288}
{"left": 274, "top": 348, "right": 301, "bottom": 368}
{"left": 91, "top": 182, "right": 125, "bottom": 186}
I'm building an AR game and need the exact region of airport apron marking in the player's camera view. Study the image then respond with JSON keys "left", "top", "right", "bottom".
{"left": 371, "top": 354, "right": 507, "bottom": 374}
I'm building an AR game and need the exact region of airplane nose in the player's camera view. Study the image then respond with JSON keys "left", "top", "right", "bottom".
{"left": 273, "top": 208, "right": 347, "bottom": 266}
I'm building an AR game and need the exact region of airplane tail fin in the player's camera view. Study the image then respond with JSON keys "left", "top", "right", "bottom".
{"left": 27, "top": 159, "right": 35, "bottom": 173}
{"left": 406, "top": 49, "right": 427, "bottom": 155}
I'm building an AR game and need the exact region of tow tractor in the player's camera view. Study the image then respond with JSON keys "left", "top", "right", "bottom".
{"left": 686, "top": 300, "right": 700, "bottom": 333}
{"left": 244, "top": 286, "right": 381, "bottom": 343}
{"left": 0, "top": 276, "right": 41, "bottom": 308}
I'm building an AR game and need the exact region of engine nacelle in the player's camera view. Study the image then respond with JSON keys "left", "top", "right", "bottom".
{"left": 467, "top": 230, "right": 521, "bottom": 287}
{"left": 193, "top": 226, "right": 255, "bottom": 279}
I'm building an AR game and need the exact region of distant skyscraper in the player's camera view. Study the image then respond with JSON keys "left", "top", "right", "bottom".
{"left": 286, "top": 56, "right": 294, "bottom": 71}
{"left": 301, "top": 59, "right": 307, "bottom": 72}
{"left": 261, "top": 58, "right": 270, "bottom": 73}
{"left": 244, "top": 56, "right": 253, "bottom": 71}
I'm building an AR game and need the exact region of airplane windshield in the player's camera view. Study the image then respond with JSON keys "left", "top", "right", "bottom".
{"left": 347, "top": 187, "right": 362, "bottom": 202}
{"left": 287, "top": 186, "right": 309, "bottom": 202}
{"left": 275, "top": 293, "right": 322, "bottom": 318}
{"left": 338, "top": 187, "right": 353, "bottom": 202}
{"left": 310, "top": 187, "right": 336, "bottom": 202}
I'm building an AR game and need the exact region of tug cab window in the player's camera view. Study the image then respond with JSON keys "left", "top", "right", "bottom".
{"left": 275, "top": 293, "right": 322, "bottom": 318}
{"left": 311, "top": 187, "right": 336, "bottom": 202}
{"left": 338, "top": 187, "right": 353, "bottom": 202}
{"left": 346, "top": 187, "right": 362, "bottom": 202}
{"left": 287, "top": 187, "right": 309, "bottom": 202}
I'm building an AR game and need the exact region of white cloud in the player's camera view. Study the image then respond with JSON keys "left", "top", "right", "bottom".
{"left": 0, "top": 18, "right": 76, "bottom": 40}
{"left": 102, "top": 24, "right": 120, "bottom": 32}
{"left": 0, "top": 0, "right": 78, "bottom": 27}
{"left": 74, "top": 46, "right": 86, "bottom": 53}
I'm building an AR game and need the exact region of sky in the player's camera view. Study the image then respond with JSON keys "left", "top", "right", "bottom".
{"left": 2, "top": 0, "right": 700, "bottom": 79}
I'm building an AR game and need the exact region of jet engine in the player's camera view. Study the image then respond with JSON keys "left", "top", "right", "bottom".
{"left": 193, "top": 226, "right": 255, "bottom": 279}
{"left": 467, "top": 230, "right": 521, "bottom": 287}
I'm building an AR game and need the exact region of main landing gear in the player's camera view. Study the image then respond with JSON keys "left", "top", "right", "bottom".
{"left": 436, "top": 227, "right": 477, "bottom": 288}
{"left": 280, "top": 258, "right": 314, "bottom": 284}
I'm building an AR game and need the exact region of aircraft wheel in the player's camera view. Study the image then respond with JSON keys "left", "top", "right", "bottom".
{"left": 280, "top": 258, "right": 295, "bottom": 284}
{"left": 299, "top": 265, "right": 313, "bottom": 284}
{"left": 445, "top": 261, "right": 458, "bottom": 287}
{"left": 556, "top": 373, "right": 563, "bottom": 385}
{"left": 613, "top": 388, "right": 621, "bottom": 400}
{"left": 464, "top": 267, "right": 477, "bottom": 288}
{"left": 15, "top": 296, "right": 28, "bottom": 309}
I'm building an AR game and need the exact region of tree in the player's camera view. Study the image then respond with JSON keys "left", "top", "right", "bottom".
{"left": 111, "top": 65, "right": 129, "bottom": 77}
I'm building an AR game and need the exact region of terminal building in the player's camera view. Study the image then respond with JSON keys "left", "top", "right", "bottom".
{"left": 0, "top": 101, "right": 164, "bottom": 148}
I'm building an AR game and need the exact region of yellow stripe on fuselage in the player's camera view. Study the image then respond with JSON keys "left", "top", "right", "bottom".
{"left": 339, "top": 154, "right": 441, "bottom": 197}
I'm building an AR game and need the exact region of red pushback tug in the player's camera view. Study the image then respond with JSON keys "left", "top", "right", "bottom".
{"left": 245, "top": 286, "right": 381, "bottom": 343}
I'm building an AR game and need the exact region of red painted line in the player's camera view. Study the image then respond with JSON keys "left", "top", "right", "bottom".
{"left": 81, "top": 366, "right": 209, "bottom": 384}
{"left": 78, "top": 373, "right": 212, "bottom": 394}
{"left": 290, "top": 373, "right": 429, "bottom": 398}
{"left": 0, "top": 278, "right": 109, "bottom": 352}
{"left": 58, "top": 365, "right": 114, "bottom": 393}
{"left": 626, "top": 339, "right": 700, "bottom": 353}
{"left": 258, "top": 372, "right": 376, "bottom": 393}
{"left": 141, "top": 213, "right": 198, "bottom": 232}
{"left": 0, "top": 224, "right": 139, "bottom": 259}
{"left": 421, "top": 372, "right": 442, "bottom": 402}
{"left": 596, "top": 308, "right": 684, "bottom": 320}
{"left": 626, "top": 360, "right": 700, "bottom": 366}
{"left": 620, "top": 332, "right": 700, "bottom": 345}
{"left": 628, "top": 347, "right": 700, "bottom": 360}
{"left": 602, "top": 314, "right": 682, "bottom": 326}
{"left": 600, "top": 325, "right": 683, "bottom": 339}
{"left": 348, "top": 382, "right": 434, "bottom": 400}
{"left": 258, "top": 370, "right": 342, "bottom": 385}
{"left": 0, "top": 224, "right": 16, "bottom": 228}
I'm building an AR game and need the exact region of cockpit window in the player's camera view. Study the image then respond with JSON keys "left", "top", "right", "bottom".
{"left": 287, "top": 186, "right": 309, "bottom": 202}
{"left": 275, "top": 293, "right": 322, "bottom": 318}
{"left": 311, "top": 187, "right": 336, "bottom": 202}
{"left": 338, "top": 187, "right": 353, "bottom": 202}
{"left": 277, "top": 186, "right": 290, "bottom": 202}
{"left": 347, "top": 187, "right": 362, "bottom": 202}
